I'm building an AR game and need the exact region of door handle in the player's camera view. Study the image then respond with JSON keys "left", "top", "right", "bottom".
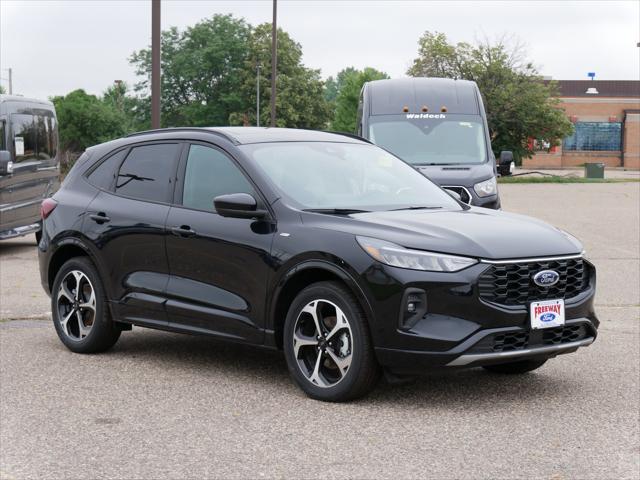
{"left": 89, "top": 213, "right": 110, "bottom": 224}
{"left": 171, "top": 225, "right": 196, "bottom": 237}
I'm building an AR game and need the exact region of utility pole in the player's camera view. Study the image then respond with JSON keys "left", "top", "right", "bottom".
{"left": 256, "top": 64, "right": 261, "bottom": 127}
{"left": 151, "top": 0, "right": 161, "bottom": 129}
{"left": 270, "top": 0, "right": 277, "bottom": 127}
{"left": 7, "top": 68, "right": 12, "bottom": 95}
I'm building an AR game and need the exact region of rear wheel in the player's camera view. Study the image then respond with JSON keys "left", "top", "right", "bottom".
{"left": 483, "top": 358, "right": 547, "bottom": 374}
{"left": 283, "top": 281, "right": 380, "bottom": 402}
{"left": 51, "top": 257, "right": 120, "bottom": 353}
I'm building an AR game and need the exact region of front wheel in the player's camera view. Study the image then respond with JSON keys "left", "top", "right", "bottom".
{"left": 483, "top": 358, "right": 547, "bottom": 374}
{"left": 51, "top": 257, "right": 121, "bottom": 353}
{"left": 283, "top": 281, "right": 380, "bottom": 402}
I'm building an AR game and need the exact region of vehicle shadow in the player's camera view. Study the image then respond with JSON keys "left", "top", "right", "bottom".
{"left": 103, "top": 328, "right": 578, "bottom": 407}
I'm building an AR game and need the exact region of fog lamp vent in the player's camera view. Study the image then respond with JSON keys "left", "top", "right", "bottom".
{"left": 399, "top": 288, "right": 427, "bottom": 331}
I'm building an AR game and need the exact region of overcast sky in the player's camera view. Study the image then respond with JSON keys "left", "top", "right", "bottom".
{"left": 1, "top": 0, "right": 639, "bottom": 100}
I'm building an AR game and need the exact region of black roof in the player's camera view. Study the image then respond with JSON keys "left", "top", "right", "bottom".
{"left": 364, "top": 78, "right": 480, "bottom": 115}
{"left": 127, "top": 127, "right": 366, "bottom": 145}
{"left": 554, "top": 80, "right": 640, "bottom": 98}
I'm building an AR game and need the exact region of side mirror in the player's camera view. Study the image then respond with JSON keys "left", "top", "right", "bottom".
{"left": 213, "top": 193, "right": 268, "bottom": 219}
{"left": 0, "top": 150, "right": 13, "bottom": 175}
{"left": 498, "top": 150, "right": 515, "bottom": 176}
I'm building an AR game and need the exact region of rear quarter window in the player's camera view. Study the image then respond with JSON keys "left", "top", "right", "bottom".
{"left": 86, "top": 149, "right": 128, "bottom": 190}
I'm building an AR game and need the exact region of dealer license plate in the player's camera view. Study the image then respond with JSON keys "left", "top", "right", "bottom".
{"left": 530, "top": 299, "right": 565, "bottom": 329}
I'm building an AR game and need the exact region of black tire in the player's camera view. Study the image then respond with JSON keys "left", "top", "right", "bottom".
{"left": 51, "top": 256, "right": 121, "bottom": 353}
{"left": 483, "top": 358, "right": 547, "bottom": 374}
{"left": 283, "top": 281, "right": 380, "bottom": 402}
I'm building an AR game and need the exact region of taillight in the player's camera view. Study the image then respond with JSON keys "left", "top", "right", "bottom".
{"left": 40, "top": 198, "right": 58, "bottom": 220}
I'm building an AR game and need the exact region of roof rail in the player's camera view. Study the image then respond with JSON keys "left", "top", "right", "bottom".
{"left": 323, "top": 131, "right": 373, "bottom": 144}
{"left": 126, "top": 127, "right": 238, "bottom": 144}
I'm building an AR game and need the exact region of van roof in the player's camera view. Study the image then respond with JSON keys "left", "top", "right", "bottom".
{"left": 364, "top": 78, "right": 480, "bottom": 116}
{"left": 0, "top": 94, "right": 54, "bottom": 107}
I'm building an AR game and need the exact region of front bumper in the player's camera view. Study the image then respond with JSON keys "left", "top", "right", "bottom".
{"left": 364, "top": 258, "right": 598, "bottom": 373}
{"left": 376, "top": 318, "right": 597, "bottom": 373}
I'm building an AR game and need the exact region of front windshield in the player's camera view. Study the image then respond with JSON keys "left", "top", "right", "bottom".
{"left": 369, "top": 114, "right": 487, "bottom": 165}
{"left": 241, "top": 142, "right": 460, "bottom": 211}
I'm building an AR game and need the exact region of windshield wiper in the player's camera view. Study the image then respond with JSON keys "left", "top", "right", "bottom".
{"left": 303, "top": 208, "right": 371, "bottom": 215}
{"left": 413, "top": 162, "right": 450, "bottom": 166}
{"left": 388, "top": 206, "right": 443, "bottom": 211}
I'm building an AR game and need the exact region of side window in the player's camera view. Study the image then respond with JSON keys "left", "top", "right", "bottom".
{"left": 87, "top": 149, "right": 128, "bottom": 190}
{"left": 182, "top": 144, "right": 256, "bottom": 212}
{"left": 35, "top": 113, "right": 57, "bottom": 160}
{"left": 115, "top": 143, "right": 179, "bottom": 202}
{"left": 11, "top": 114, "right": 37, "bottom": 163}
{"left": 0, "top": 120, "right": 5, "bottom": 150}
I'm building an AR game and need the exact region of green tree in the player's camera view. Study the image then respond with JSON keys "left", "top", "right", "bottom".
{"left": 102, "top": 81, "right": 145, "bottom": 132}
{"left": 230, "top": 22, "right": 330, "bottom": 128}
{"left": 324, "top": 67, "right": 358, "bottom": 104}
{"left": 0, "top": 85, "right": 5, "bottom": 94}
{"left": 130, "top": 14, "right": 251, "bottom": 127}
{"left": 331, "top": 67, "right": 389, "bottom": 133}
{"left": 51, "top": 89, "right": 130, "bottom": 152}
{"left": 129, "top": 15, "right": 330, "bottom": 129}
{"left": 407, "top": 32, "right": 573, "bottom": 161}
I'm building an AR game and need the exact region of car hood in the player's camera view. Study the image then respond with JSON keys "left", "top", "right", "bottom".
{"left": 305, "top": 207, "right": 582, "bottom": 260}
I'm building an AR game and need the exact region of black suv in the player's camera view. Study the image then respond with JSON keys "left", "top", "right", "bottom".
{"left": 38, "top": 127, "right": 598, "bottom": 402}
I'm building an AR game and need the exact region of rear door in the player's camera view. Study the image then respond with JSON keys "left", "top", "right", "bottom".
{"left": 164, "top": 143, "right": 275, "bottom": 343}
{"left": 83, "top": 142, "right": 182, "bottom": 327}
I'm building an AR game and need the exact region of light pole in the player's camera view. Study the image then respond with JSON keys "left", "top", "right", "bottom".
{"left": 151, "top": 0, "right": 161, "bottom": 129}
{"left": 1, "top": 68, "right": 12, "bottom": 94}
{"left": 256, "top": 64, "right": 261, "bottom": 127}
{"left": 270, "top": 0, "right": 277, "bottom": 127}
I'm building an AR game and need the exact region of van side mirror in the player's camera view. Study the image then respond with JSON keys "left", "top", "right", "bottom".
{"left": 498, "top": 151, "right": 515, "bottom": 176}
{"left": 213, "top": 193, "right": 268, "bottom": 219}
{"left": 0, "top": 151, "right": 13, "bottom": 175}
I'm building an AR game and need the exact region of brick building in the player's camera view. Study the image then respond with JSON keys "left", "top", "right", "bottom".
{"left": 524, "top": 80, "right": 640, "bottom": 170}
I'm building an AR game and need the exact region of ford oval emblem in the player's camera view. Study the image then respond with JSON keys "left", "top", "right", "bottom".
{"left": 540, "top": 312, "right": 556, "bottom": 323}
{"left": 533, "top": 270, "right": 560, "bottom": 287}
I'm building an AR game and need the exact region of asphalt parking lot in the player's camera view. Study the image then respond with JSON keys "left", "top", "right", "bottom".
{"left": 1, "top": 182, "right": 639, "bottom": 479}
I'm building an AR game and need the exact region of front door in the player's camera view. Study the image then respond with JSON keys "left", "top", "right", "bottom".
{"left": 164, "top": 143, "right": 275, "bottom": 344}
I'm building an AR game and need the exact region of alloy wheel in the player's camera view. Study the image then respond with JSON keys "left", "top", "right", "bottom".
{"left": 56, "top": 270, "right": 96, "bottom": 341}
{"left": 292, "top": 299, "right": 353, "bottom": 388}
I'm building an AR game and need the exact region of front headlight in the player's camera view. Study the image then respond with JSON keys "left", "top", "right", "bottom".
{"left": 356, "top": 236, "right": 477, "bottom": 272}
{"left": 473, "top": 177, "right": 497, "bottom": 197}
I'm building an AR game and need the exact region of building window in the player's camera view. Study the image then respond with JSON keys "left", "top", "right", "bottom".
{"left": 563, "top": 122, "right": 622, "bottom": 151}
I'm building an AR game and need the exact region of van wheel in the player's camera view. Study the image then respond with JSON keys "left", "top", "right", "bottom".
{"left": 483, "top": 358, "right": 547, "bottom": 374}
{"left": 283, "top": 281, "right": 380, "bottom": 402}
{"left": 51, "top": 257, "right": 121, "bottom": 353}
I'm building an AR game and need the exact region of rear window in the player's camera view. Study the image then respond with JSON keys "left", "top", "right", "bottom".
{"left": 115, "top": 143, "right": 179, "bottom": 203}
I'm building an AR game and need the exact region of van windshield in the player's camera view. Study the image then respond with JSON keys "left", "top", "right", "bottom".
{"left": 368, "top": 114, "right": 488, "bottom": 165}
